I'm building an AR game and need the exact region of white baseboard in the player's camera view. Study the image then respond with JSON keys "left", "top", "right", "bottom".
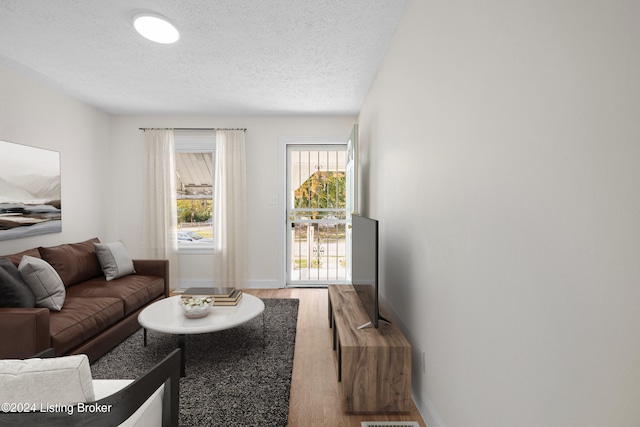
{"left": 377, "top": 293, "right": 446, "bottom": 427}
{"left": 246, "top": 279, "right": 283, "bottom": 289}
{"left": 413, "top": 391, "right": 445, "bottom": 427}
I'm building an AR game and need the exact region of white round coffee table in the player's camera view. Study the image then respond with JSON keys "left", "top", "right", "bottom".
{"left": 138, "top": 294, "right": 265, "bottom": 376}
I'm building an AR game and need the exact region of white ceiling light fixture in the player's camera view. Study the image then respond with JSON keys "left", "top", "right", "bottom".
{"left": 133, "top": 12, "right": 180, "bottom": 44}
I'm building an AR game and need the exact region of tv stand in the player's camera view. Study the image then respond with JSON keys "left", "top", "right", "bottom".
{"left": 327, "top": 285, "right": 411, "bottom": 413}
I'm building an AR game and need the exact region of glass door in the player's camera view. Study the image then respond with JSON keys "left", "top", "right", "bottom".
{"left": 286, "top": 144, "right": 348, "bottom": 286}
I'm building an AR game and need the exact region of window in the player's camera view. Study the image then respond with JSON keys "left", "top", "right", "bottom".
{"left": 174, "top": 134, "right": 215, "bottom": 250}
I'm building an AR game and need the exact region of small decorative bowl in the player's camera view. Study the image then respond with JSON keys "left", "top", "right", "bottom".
{"left": 179, "top": 296, "right": 213, "bottom": 319}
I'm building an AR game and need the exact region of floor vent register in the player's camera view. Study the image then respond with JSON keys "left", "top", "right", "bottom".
{"left": 361, "top": 422, "right": 421, "bottom": 427}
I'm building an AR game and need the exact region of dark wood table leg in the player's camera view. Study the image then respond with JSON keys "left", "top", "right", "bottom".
{"left": 178, "top": 334, "right": 185, "bottom": 377}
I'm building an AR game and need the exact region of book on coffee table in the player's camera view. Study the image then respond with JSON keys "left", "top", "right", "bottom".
{"left": 212, "top": 290, "right": 243, "bottom": 306}
{"left": 183, "top": 287, "right": 235, "bottom": 298}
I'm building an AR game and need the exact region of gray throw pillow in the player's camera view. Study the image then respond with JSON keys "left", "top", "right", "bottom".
{"left": 18, "top": 256, "right": 66, "bottom": 311}
{"left": 0, "top": 258, "right": 36, "bottom": 308}
{"left": 94, "top": 241, "right": 136, "bottom": 281}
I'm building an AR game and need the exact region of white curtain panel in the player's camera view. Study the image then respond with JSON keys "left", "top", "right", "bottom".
{"left": 142, "top": 129, "right": 180, "bottom": 288}
{"left": 213, "top": 130, "right": 247, "bottom": 288}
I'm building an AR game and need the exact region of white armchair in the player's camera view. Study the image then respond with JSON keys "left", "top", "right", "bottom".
{"left": 0, "top": 348, "right": 180, "bottom": 427}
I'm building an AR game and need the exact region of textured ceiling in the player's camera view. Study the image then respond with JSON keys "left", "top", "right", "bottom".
{"left": 0, "top": 0, "right": 408, "bottom": 115}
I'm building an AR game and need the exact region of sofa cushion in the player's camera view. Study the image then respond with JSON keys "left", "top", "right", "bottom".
{"left": 0, "top": 248, "right": 41, "bottom": 267}
{"left": 18, "top": 256, "right": 66, "bottom": 311}
{"left": 0, "top": 354, "right": 95, "bottom": 405}
{"left": 66, "top": 275, "right": 165, "bottom": 316}
{"left": 39, "top": 238, "right": 103, "bottom": 287}
{"left": 0, "top": 258, "right": 36, "bottom": 308}
{"left": 49, "top": 297, "right": 124, "bottom": 356}
{"left": 94, "top": 241, "right": 136, "bottom": 281}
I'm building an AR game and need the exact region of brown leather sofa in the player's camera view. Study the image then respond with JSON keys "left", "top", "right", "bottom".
{"left": 0, "top": 238, "right": 169, "bottom": 362}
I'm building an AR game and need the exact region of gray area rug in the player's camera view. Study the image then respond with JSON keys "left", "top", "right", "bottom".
{"left": 91, "top": 298, "right": 299, "bottom": 427}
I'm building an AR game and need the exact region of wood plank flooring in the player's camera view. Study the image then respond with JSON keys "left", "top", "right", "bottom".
{"left": 242, "top": 288, "right": 427, "bottom": 427}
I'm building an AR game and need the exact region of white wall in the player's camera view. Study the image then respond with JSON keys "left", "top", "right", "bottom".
{"left": 0, "top": 64, "right": 111, "bottom": 256}
{"left": 359, "top": 1, "right": 640, "bottom": 426}
{"left": 108, "top": 115, "right": 355, "bottom": 288}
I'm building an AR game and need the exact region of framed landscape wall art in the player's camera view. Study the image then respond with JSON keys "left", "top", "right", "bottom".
{"left": 0, "top": 140, "right": 62, "bottom": 241}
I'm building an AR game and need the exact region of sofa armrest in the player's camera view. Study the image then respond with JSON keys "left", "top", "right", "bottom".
{"left": 0, "top": 308, "right": 50, "bottom": 359}
{"left": 133, "top": 259, "right": 170, "bottom": 297}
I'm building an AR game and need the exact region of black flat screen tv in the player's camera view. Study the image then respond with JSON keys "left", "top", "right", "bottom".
{"left": 351, "top": 214, "right": 390, "bottom": 329}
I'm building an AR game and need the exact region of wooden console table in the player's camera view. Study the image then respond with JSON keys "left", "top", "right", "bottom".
{"left": 328, "top": 285, "right": 412, "bottom": 413}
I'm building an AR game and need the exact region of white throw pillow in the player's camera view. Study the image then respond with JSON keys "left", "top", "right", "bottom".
{"left": 0, "top": 354, "right": 95, "bottom": 405}
{"left": 18, "top": 256, "right": 66, "bottom": 311}
{"left": 94, "top": 241, "right": 136, "bottom": 281}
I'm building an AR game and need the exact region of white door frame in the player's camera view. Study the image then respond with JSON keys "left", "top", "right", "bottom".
{"left": 278, "top": 137, "right": 348, "bottom": 287}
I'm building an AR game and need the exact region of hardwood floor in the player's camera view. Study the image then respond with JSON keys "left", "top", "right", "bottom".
{"left": 242, "top": 288, "right": 427, "bottom": 427}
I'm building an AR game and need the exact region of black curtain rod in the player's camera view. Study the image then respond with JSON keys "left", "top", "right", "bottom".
{"left": 139, "top": 127, "right": 246, "bottom": 131}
